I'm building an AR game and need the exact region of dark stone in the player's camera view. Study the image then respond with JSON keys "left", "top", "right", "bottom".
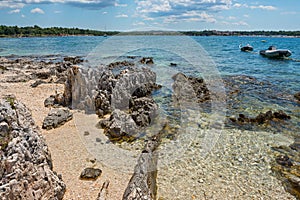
{"left": 274, "top": 110, "right": 291, "bottom": 120}
{"left": 63, "top": 56, "right": 83, "bottom": 64}
{"left": 140, "top": 57, "right": 154, "bottom": 65}
{"left": 130, "top": 97, "right": 158, "bottom": 127}
{"left": 276, "top": 155, "right": 293, "bottom": 167}
{"left": 35, "top": 71, "right": 51, "bottom": 79}
{"left": 42, "top": 108, "right": 73, "bottom": 130}
{"left": 170, "top": 63, "right": 177, "bottom": 67}
{"left": 231, "top": 110, "right": 291, "bottom": 125}
{"left": 44, "top": 96, "right": 55, "bottom": 107}
{"left": 30, "top": 80, "right": 46, "bottom": 88}
{"left": 132, "top": 83, "right": 162, "bottom": 98}
{"left": 107, "top": 60, "right": 134, "bottom": 70}
{"left": 294, "top": 92, "right": 300, "bottom": 101}
{"left": 80, "top": 168, "right": 102, "bottom": 180}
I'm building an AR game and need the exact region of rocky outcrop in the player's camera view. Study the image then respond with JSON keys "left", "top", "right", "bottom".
{"left": 97, "top": 67, "right": 160, "bottom": 142}
{"left": 172, "top": 72, "right": 210, "bottom": 104}
{"left": 122, "top": 124, "right": 167, "bottom": 200}
{"left": 0, "top": 97, "right": 65, "bottom": 199}
{"left": 0, "top": 56, "right": 83, "bottom": 84}
{"left": 42, "top": 108, "right": 73, "bottom": 130}
{"left": 229, "top": 110, "right": 291, "bottom": 124}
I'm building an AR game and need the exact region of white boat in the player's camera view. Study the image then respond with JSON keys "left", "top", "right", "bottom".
{"left": 259, "top": 46, "right": 292, "bottom": 58}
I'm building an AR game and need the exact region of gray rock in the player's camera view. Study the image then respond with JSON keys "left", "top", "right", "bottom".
{"left": 0, "top": 98, "right": 65, "bottom": 199}
{"left": 42, "top": 108, "right": 73, "bottom": 130}
{"left": 130, "top": 97, "right": 158, "bottom": 127}
{"left": 80, "top": 168, "right": 102, "bottom": 180}
{"left": 44, "top": 96, "right": 56, "bottom": 107}
{"left": 104, "top": 109, "right": 138, "bottom": 142}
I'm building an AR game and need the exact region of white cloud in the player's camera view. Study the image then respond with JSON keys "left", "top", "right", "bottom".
{"left": 21, "top": 14, "right": 26, "bottom": 18}
{"left": 232, "top": 21, "right": 249, "bottom": 26}
{"left": 54, "top": 10, "right": 61, "bottom": 14}
{"left": 0, "top": 0, "right": 116, "bottom": 10}
{"left": 31, "top": 7, "right": 45, "bottom": 14}
{"left": 115, "top": 2, "right": 127, "bottom": 7}
{"left": 0, "top": 1, "right": 25, "bottom": 9}
{"left": 233, "top": 3, "right": 276, "bottom": 11}
{"left": 250, "top": 5, "right": 277, "bottom": 11}
{"left": 243, "top": 14, "right": 249, "bottom": 18}
{"left": 133, "top": 21, "right": 146, "bottom": 26}
{"left": 233, "top": 3, "right": 247, "bottom": 8}
{"left": 8, "top": 9, "right": 20, "bottom": 14}
{"left": 280, "top": 11, "right": 298, "bottom": 15}
{"left": 102, "top": 11, "right": 108, "bottom": 14}
{"left": 116, "top": 14, "right": 128, "bottom": 18}
{"left": 135, "top": 0, "right": 227, "bottom": 24}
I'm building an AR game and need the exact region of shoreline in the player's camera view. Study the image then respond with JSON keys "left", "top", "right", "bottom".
{"left": 0, "top": 55, "right": 299, "bottom": 199}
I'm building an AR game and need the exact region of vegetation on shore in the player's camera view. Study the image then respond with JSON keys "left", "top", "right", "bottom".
{"left": 0, "top": 25, "right": 119, "bottom": 37}
{"left": 0, "top": 25, "right": 299, "bottom": 37}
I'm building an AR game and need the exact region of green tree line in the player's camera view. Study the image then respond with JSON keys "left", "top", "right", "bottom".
{"left": 182, "top": 30, "right": 300, "bottom": 37}
{"left": 0, "top": 25, "right": 119, "bottom": 37}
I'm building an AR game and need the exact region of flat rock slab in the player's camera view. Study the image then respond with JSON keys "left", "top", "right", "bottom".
{"left": 80, "top": 168, "right": 102, "bottom": 180}
{"left": 42, "top": 108, "right": 73, "bottom": 130}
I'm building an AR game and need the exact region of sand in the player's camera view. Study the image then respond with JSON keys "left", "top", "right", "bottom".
{"left": 0, "top": 81, "right": 131, "bottom": 200}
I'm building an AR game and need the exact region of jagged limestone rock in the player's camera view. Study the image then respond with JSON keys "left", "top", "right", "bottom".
{"left": 0, "top": 98, "right": 66, "bottom": 200}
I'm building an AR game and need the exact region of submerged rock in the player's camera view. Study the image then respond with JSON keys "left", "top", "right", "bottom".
{"left": 0, "top": 98, "right": 65, "bottom": 199}
{"left": 294, "top": 92, "right": 300, "bottom": 102}
{"left": 230, "top": 110, "right": 291, "bottom": 125}
{"left": 42, "top": 108, "right": 73, "bottom": 130}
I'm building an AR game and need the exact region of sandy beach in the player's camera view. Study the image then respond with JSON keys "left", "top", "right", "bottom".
{"left": 0, "top": 81, "right": 131, "bottom": 200}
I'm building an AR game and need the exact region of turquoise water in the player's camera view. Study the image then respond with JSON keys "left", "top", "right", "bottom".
{"left": 0, "top": 36, "right": 299, "bottom": 91}
{"left": 0, "top": 35, "right": 299, "bottom": 133}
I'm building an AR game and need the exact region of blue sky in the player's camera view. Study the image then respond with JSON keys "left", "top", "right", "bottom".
{"left": 0, "top": 0, "right": 299, "bottom": 31}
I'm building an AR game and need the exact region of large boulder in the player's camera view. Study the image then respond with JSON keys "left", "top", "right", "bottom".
{"left": 42, "top": 108, "right": 73, "bottom": 130}
{"left": 130, "top": 97, "right": 158, "bottom": 127}
{"left": 102, "top": 109, "right": 138, "bottom": 142}
{"left": 0, "top": 97, "right": 65, "bottom": 199}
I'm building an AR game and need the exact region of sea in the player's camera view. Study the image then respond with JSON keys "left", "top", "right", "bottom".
{"left": 1, "top": 35, "right": 299, "bottom": 130}
{"left": 1, "top": 35, "right": 300, "bottom": 198}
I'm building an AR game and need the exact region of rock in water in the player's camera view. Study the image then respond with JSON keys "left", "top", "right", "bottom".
{"left": 42, "top": 108, "right": 73, "bottom": 130}
{"left": 0, "top": 98, "right": 65, "bottom": 199}
{"left": 294, "top": 92, "right": 300, "bottom": 101}
{"left": 80, "top": 168, "right": 102, "bottom": 180}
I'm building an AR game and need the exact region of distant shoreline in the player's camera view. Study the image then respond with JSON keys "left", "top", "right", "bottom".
{"left": 0, "top": 25, "right": 300, "bottom": 38}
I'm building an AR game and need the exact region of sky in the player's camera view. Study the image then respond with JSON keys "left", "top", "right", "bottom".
{"left": 0, "top": 0, "right": 299, "bottom": 31}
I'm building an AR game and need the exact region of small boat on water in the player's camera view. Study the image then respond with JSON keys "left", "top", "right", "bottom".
{"left": 239, "top": 44, "right": 253, "bottom": 52}
{"left": 259, "top": 46, "right": 292, "bottom": 58}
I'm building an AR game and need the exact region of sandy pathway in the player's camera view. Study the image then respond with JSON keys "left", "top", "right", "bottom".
{"left": 0, "top": 81, "right": 131, "bottom": 200}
